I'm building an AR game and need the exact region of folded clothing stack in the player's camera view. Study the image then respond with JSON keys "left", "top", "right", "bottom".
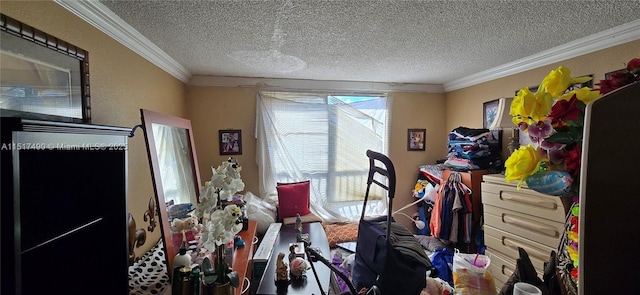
{"left": 444, "top": 126, "right": 501, "bottom": 171}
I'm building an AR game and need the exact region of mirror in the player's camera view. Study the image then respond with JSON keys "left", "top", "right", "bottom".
{"left": 140, "top": 109, "right": 202, "bottom": 277}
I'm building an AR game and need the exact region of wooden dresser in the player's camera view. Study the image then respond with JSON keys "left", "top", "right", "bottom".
{"left": 481, "top": 174, "right": 567, "bottom": 290}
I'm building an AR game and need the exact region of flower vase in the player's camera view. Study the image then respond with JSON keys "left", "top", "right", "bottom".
{"left": 212, "top": 282, "right": 234, "bottom": 295}
{"left": 525, "top": 170, "right": 574, "bottom": 197}
{"left": 203, "top": 281, "right": 233, "bottom": 295}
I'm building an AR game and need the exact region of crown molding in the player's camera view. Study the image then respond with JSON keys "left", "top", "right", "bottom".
{"left": 189, "top": 76, "right": 445, "bottom": 93}
{"left": 54, "top": 0, "right": 191, "bottom": 83}
{"left": 444, "top": 19, "right": 640, "bottom": 92}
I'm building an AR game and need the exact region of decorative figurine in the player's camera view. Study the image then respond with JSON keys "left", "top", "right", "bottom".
{"left": 288, "top": 245, "right": 297, "bottom": 263}
{"left": 295, "top": 213, "right": 302, "bottom": 242}
{"left": 289, "top": 257, "right": 309, "bottom": 280}
{"left": 275, "top": 252, "right": 289, "bottom": 282}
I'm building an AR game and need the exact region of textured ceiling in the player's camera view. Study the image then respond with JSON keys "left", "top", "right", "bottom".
{"left": 96, "top": 0, "right": 640, "bottom": 88}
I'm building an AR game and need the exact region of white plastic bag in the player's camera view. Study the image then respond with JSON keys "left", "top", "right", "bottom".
{"left": 452, "top": 249, "right": 496, "bottom": 295}
{"left": 244, "top": 191, "right": 276, "bottom": 235}
{"left": 453, "top": 249, "right": 491, "bottom": 274}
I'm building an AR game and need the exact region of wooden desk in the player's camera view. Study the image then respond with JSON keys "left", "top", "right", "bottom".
{"left": 256, "top": 222, "right": 331, "bottom": 295}
{"left": 233, "top": 220, "right": 257, "bottom": 295}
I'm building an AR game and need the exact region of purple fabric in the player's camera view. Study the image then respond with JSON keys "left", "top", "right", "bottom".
{"left": 332, "top": 253, "right": 351, "bottom": 293}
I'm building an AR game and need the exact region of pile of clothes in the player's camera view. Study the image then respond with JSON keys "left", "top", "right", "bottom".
{"left": 444, "top": 126, "right": 501, "bottom": 171}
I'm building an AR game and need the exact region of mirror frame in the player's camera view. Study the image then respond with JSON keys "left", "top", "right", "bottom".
{"left": 140, "top": 109, "right": 202, "bottom": 276}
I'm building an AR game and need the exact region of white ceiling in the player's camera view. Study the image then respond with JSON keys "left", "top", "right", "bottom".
{"left": 57, "top": 0, "right": 640, "bottom": 92}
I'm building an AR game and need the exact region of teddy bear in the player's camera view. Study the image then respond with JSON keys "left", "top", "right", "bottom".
{"left": 183, "top": 216, "right": 201, "bottom": 234}
{"left": 170, "top": 216, "right": 200, "bottom": 234}
{"left": 170, "top": 218, "right": 185, "bottom": 234}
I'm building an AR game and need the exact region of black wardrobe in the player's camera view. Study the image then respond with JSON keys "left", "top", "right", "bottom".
{"left": 1, "top": 118, "right": 130, "bottom": 295}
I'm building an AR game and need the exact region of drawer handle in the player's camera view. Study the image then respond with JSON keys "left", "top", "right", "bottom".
{"left": 502, "top": 214, "right": 560, "bottom": 238}
{"left": 502, "top": 237, "right": 549, "bottom": 261}
{"left": 502, "top": 263, "right": 514, "bottom": 276}
{"left": 500, "top": 192, "right": 558, "bottom": 210}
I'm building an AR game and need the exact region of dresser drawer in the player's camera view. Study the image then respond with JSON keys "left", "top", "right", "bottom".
{"left": 484, "top": 204, "right": 564, "bottom": 248}
{"left": 482, "top": 182, "right": 566, "bottom": 222}
{"left": 485, "top": 249, "right": 544, "bottom": 290}
{"left": 485, "top": 250, "right": 514, "bottom": 289}
{"left": 484, "top": 225, "right": 553, "bottom": 273}
{"left": 492, "top": 272, "right": 506, "bottom": 293}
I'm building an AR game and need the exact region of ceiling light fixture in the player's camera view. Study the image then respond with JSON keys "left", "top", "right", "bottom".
{"left": 228, "top": 0, "right": 306, "bottom": 74}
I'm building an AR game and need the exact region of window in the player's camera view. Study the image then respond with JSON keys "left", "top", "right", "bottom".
{"left": 256, "top": 91, "right": 392, "bottom": 221}
{"left": 152, "top": 124, "right": 197, "bottom": 205}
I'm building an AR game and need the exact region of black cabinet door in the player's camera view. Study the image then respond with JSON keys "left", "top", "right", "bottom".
{"left": 1, "top": 119, "right": 129, "bottom": 295}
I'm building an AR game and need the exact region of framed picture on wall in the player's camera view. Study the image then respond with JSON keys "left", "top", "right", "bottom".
{"left": 483, "top": 99, "right": 500, "bottom": 128}
{"left": 219, "top": 129, "right": 242, "bottom": 155}
{"left": 0, "top": 13, "right": 91, "bottom": 123}
{"left": 407, "top": 129, "right": 426, "bottom": 151}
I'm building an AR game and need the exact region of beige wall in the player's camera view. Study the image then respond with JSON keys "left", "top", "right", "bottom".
{"left": 186, "top": 86, "right": 260, "bottom": 194}
{"left": 387, "top": 92, "right": 447, "bottom": 222}
{"left": 1, "top": 0, "right": 188, "bottom": 256}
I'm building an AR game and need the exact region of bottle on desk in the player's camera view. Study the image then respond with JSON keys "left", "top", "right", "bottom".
{"left": 174, "top": 240, "right": 192, "bottom": 268}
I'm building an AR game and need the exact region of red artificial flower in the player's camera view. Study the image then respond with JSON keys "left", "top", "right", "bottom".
{"left": 599, "top": 58, "right": 640, "bottom": 94}
{"left": 564, "top": 144, "right": 581, "bottom": 178}
{"left": 598, "top": 71, "right": 636, "bottom": 94}
{"left": 598, "top": 78, "right": 616, "bottom": 94}
{"left": 570, "top": 215, "right": 579, "bottom": 233}
{"left": 627, "top": 58, "right": 640, "bottom": 72}
{"left": 549, "top": 95, "right": 580, "bottom": 126}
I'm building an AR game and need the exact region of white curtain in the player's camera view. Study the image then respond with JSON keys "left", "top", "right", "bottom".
{"left": 153, "top": 124, "right": 198, "bottom": 205}
{"left": 255, "top": 91, "right": 393, "bottom": 223}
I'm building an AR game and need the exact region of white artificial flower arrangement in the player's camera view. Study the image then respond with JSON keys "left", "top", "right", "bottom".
{"left": 200, "top": 204, "right": 243, "bottom": 251}
{"left": 196, "top": 157, "right": 245, "bottom": 251}
{"left": 196, "top": 158, "right": 245, "bottom": 219}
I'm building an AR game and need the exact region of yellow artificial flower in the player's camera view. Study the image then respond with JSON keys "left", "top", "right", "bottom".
{"left": 511, "top": 87, "right": 536, "bottom": 125}
{"left": 504, "top": 145, "right": 545, "bottom": 188}
{"left": 511, "top": 87, "right": 553, "bottom": 125}
{"left": 559, "top": 87, "right": 600, "bottom": 104}
{"left": 532, "top": 91, "right": 554, "bottom": 122}
{"left": 565, "top": 244, "right": 579, "bottom": 267}
{"left": 539, "top": 66, "right": 572, "bottom": 97}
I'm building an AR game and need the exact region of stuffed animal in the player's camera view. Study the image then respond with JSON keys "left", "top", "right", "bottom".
{"left": 170, "top": 216, "right": 200, "bottom": 234}
{"left": 185, "top": 216, "right": 202, "bottom": 234}
{"left": 421, "top": 276, "right": 452, "bottom": 295}
{"left": 170, "top": 218, "right": 185, "bottom": 234}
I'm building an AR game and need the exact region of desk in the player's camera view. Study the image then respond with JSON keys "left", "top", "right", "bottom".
{"left": 234, "top": 220, "right": 257, "bottom": 295}
{"left": 256, "top": 222, "right": 331, "bottom": 295}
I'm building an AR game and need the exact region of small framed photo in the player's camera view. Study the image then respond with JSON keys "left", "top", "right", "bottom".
{"left": 483, "top": 99, "right": 500, "bottom": 128}
{"left": 407, "top": 129, "right": 426, "bottom": 151}
{"left": 219, "top": 129, "right": 242, "bottom": 155}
